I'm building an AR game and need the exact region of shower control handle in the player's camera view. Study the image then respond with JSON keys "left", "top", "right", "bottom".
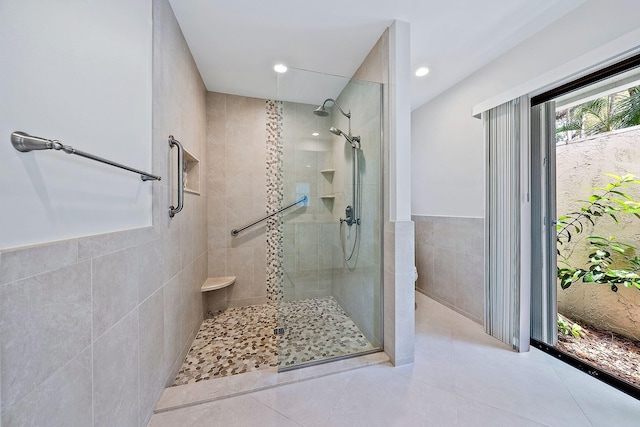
{"left": 344, "top": 205, "right": 354, "bottom": 227}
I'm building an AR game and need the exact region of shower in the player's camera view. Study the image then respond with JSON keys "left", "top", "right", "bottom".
{"left": 275, "top": 69, "right": 382, "bottom": 371}
{"left": 168, "top": 68, "right": 382, "bottom": 387}
{"left": 314, "top": 98, "right": 362, "bottom": 261}
{"left": 330, "top": 127, "right": 360, "bottom": 149}
{"left": 313, "top": 98, "right": 351, "bottom": 118}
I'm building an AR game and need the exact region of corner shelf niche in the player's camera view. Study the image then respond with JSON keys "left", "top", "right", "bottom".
{"left": 320, "top": 168, "right": 335, "bottom": 203}
{"left": 183, "top": 147, "right": 200, "bottom": 195}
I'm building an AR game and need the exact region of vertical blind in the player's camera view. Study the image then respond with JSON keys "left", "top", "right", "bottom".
{"left": 483, "top": 96, "right": 531, "bottom": 352}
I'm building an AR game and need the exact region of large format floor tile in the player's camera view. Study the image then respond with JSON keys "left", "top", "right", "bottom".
{"left": 149, "top": 292, "right": 640, "bottom": 426}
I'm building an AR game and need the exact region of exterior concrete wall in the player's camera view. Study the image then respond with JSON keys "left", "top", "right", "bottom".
{"left": 557, "top": 125, "right": 640, "bottom": 340}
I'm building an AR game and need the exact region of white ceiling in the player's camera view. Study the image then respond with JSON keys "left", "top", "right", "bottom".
{"left": 168, "top": 0, "right": 586, "bottom": 110}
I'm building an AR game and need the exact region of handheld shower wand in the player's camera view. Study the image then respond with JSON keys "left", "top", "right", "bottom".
{"left": 329, "top": 127, "right": 361, "bottom": 228}
{"left": 312, "top": 98, "right": 362, "bottom": 262}
{"left": 329, "top": 127, "right": 360, "bottom": 149}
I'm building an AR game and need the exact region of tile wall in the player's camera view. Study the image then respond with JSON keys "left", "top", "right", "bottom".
{"left": 280, "top": 101, "right": 336, "bottom": 302}
{"left": 413, "top": 215, "right": 484, "bottom": 324}
{"left": 0, "top": 0, "right": 208, "bottom": 425}
{"left": 364, "top": 25, "right": 416, "bottom": 366}
{"left": 330, "top": 78, "right": 383, "bottom": 347}
{"left": 206, "top": 93, "right": 269, "bottom": 310}
{"left": 0, "top": 10, "right": 419, "bottom": 427}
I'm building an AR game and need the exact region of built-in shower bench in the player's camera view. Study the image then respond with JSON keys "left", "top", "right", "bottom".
{"left": 201, "top": 276, "right": 236, "bottom": 292}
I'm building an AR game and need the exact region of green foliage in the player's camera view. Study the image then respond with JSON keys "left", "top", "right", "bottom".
{"left": 558, "top": 314, "right": 585, "bottom": 339}
{"left": 612, "top": 87, "right": 640, "bottom": 129}
{"left": 556, "top": 86, "right": 640, "bottom": 143}
{"left": 557, "top": 174, "right": 640, "bottom": 292}
{"left": 576, "top": 97, "right": 615, "bottom": 135}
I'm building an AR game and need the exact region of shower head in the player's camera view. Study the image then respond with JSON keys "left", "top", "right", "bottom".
{"left": 313, "top": 98, "right": 351, "bottom": 119}
{"left": 313, "top": 105, "right": 330, "bottom": 117}
{"left": 330, "top": 127, "right": 361, "bottom": 149}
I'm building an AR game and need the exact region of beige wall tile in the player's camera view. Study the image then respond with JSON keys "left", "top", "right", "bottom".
{"left": 139, "top": 288, "right": 165, "bottom": 426}
{"left": 163, "top": 217, "right": 182, "bottom": 282}
{"left": 205, "top": 288, "right": 228, "bottom": 313}
{"left": 207, "top": 145, "right": 226, "bottom": 197}
{"left": 138, "top": 238, "right": 166, "bottom": 303}
{"left": 93, "top": 310, "right": 139, "bottom": 427}
{"left": 297, "top": 245, "right": 319, "bottom": 271}
{"left": 226, "top": 296, "right": 268, "bottom": 308}
{"left": 454, "top": 252, "right": 484, "bottom": 324}
{"left": 253, "top": 246, "right": 267, "bottom": 297}
{"left": 78, "top": 227, "right": 156, "bottom": 262}
{"left": 206, "top": 92, "right": 269, "bottom": 298}
{"left": 2, "top": 349, "right": 92, "bottom": 427}
{"left": 227, "top": 247, "right": 255, "bottom": 300}
{"left": 413, "top": 215, "right": 484, "bottom": 325}
{"left": 180, "top": 266, "right": 197, "bottom": 351}
{"left": 208, "top": 248, "right": 227, "bottom": 277}
{"left": 180, "top": 199, "right": 196, "bottom": 268}
{"left": 0, "top": 262, "right": 91, "bottom": 411}
{"left": 92, "top": 246, "right": 139, "bottom": 338}
{"left": 0, "top": 240, "right": 77, "bottom": 286}
{"left": 163, "top": 273, "right": 183, "bottom": 377}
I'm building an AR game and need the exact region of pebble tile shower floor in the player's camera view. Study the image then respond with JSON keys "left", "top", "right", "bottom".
{"left": 172, "top": 296, "right": 375, "bottom": 386}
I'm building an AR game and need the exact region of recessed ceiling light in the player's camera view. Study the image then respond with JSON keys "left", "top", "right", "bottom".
{"left": 274, "top": 64, "right": 288, "bottom": 73}
{"left": 312, "top": 132, "right": 319, "bottom": 137}
{"left": 415, "top": 67, "right": 430, "bottom": 77}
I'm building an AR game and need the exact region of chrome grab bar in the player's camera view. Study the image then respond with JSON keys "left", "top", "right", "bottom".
{"left": 10, "top": 131, "right": 161, "bottom": 181}
{"left": 168, "top": 135, "right": 184, "bottom": 218}
{"left": 231, "top": 196, "right": 308, "bottom": 237}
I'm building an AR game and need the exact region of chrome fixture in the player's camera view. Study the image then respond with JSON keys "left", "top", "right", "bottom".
{"left": 339, "top": 136, "right": 362, "bottom": 260}
{"left": 314, "top": 98, "right": 353, "bottom": 135}
{"left": 313, "top": 98, "right": 351, "bottom": 119}
{"left": 329, "top": 125, "right": 362, "bottom": 229}
{"left": 169, "top": 135, "right": 184, "bottom": 217}
{"left": 231, "top": 196, "right": 308, "bottom": 237}
{"left": 10, "top": 131, "right": 161, "bottom": 181}
{"left": 312, "top": 98, "right": 362, "bottom": 261}
{"left": 329, "top": 126, "right": 360, "bottom": 149}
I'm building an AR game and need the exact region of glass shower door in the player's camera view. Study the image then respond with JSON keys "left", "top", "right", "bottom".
{"left": 274, "top": 68, "right": 383, "bottom": 370}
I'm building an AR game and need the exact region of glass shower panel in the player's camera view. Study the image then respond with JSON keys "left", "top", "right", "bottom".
{"left": 275, "top": 68, "right": 383, "bottom": 370}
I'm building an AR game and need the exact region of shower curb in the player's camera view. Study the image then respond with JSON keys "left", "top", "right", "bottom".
{"left": 154, "top": 351, "right": 389, "bottom": 414}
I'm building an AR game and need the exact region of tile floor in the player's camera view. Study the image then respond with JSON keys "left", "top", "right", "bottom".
{"left": 173, "top": 296, "right": 375, "bottom": 385}
{"left": 150, "top": 292, "right": 640, "bottom": 426}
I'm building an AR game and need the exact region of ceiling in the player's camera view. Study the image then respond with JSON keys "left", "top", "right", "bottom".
{"left": 168, "top": 0, "right": 586, "bottom": 110}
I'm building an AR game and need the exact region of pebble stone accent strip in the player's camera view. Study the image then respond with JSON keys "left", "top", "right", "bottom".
{"left": 265, "top": 100, "right": 284, "bottom": 302}
{"left": 172, "top": 296, "right": 375, "bottom": 386}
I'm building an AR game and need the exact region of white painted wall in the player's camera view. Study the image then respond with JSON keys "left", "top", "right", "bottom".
{"left": 411, "top": 0, "right": 640, "bottom": 217}
{"left": 0, "top": 0, "right": 152, "bottom": 250}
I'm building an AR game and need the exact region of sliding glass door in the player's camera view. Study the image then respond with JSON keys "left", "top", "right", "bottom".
{"left": 530, "top": 62, "right": 640, "bottom": 396}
